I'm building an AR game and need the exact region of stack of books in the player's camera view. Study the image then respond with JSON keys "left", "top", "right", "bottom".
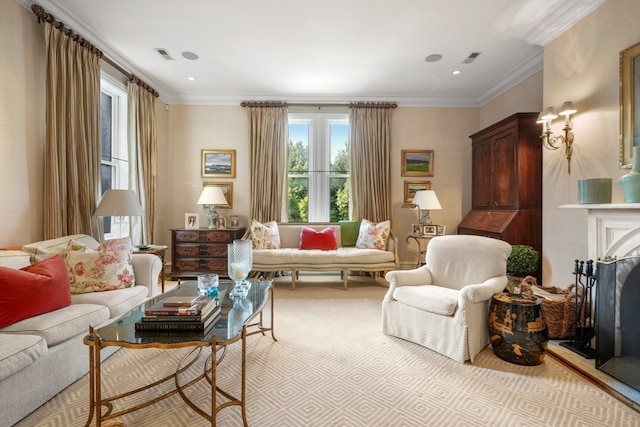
{"left": 135, "top": 295, "right": 221, "bottom": 332}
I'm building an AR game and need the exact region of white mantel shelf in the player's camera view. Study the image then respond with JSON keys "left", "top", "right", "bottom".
{"left": 559, "top": 203, "right": 640, "bottom": 209}
{"left": 558, "top": 203, "right": 640, "bottom": 261}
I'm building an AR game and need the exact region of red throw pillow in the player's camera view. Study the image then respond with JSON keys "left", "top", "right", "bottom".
{"left": 0, "top": 254, "right": 72, "bottom": 328}
{"left": 299, "top": 227, "right": 338, "bottom": 250}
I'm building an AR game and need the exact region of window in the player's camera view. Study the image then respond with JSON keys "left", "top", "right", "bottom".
{"left": 100, "top": 76, "right": 129, "bottom": 238}
{"left": 287, "top": 113, "right": 349, "bottom": 223}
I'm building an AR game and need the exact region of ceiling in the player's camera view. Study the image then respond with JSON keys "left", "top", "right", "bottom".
{"left": 24, "top": 0, "right": 606, "bottom": 106}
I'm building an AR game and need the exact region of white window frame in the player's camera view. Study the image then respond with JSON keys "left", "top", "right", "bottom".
{"left": 100, "top": 75, "right": 129, "bottom": 239}
{"left": 287, "top": 113, "right": 349, "bottom": 223}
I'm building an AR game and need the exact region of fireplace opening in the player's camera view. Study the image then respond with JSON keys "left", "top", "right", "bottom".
{"left": 596, "top": 256, "right": 640, "bottom": 392}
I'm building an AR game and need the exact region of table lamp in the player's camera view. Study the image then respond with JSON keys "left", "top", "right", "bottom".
{"left": 197, "top": 186, "right": 228, "bottom": 229}
{"left": 412, "top": 190, "right": 442, "bottom": 225}
{"left": 94, "top": 189, "right": 144, "bottom": 238}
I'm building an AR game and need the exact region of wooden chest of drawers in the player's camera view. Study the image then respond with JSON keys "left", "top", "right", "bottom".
{"left": 170, "top": 228, "right": 246, "bottom": 279}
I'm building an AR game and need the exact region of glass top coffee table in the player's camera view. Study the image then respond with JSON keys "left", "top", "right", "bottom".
{"left": 83, "top": 279, "right": 275, "bottom": 427}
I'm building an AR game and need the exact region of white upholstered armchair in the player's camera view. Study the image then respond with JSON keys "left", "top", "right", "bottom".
{"left": 383, "top": 235, "right": 512, "bottom": 363}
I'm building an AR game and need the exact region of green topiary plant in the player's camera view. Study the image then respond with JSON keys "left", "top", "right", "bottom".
{"left": 506, "top": 245, "right": 539, "bottom": 277}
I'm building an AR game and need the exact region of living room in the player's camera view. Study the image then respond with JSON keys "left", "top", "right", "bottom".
{"left": 2, "top": 0, "right": 637, "bottom": 290}
{"left": 2, "top": 0, "right": 640, "bottom": 426}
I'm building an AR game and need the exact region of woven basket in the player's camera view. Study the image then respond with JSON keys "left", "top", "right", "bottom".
{"left": 520, "top": 277, "right": 585, "bottom": 339}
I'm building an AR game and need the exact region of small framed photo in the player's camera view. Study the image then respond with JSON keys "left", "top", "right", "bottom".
{"left": 422, "top": 225, "right": 437, "bottom": 236}
{"left": 411, "top": 224, "right": 421, "bottom": 235}
{"left": 436, "top": 225, "right": 446, "bottom": 236}
{"left": 401, "top": 150, "right": 434, "bottom": 177}
{"left": 217, "top": 217, "right": 226, "bottom": 229}
{"left": 403, "top": 180, "right": 431, "bottom": 205}
{"left": 202, "top": 182, "right": 233, "bottom": 209}
{"left": 185, "top": 213, "right": 199, "bottom": 229}
{"left": 201, "top": 149, "right": 236, "bottom": 178}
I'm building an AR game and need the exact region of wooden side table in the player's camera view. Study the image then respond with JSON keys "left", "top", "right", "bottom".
{"left": 134, "top": 245, "right": 168, "bottom": 293}
{"left": 405, "top": 234, "right": 434, "bottom": 268}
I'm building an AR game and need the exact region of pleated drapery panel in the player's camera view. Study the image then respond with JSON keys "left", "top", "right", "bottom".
{"left": 348, "top": 106, "right": 392, "bottom": 222}
{"left": 247, "top": 106, "right": 288, "bottom": 223}
{"left": 128, "top": 81, "right": 157, "bottom": 245}
{"left": 43, "top": 22, "right": 102, "bottom": 240}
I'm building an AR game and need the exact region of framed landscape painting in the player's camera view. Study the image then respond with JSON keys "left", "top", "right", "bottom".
{"left": 201, "top": 149, "right": 236, "bottom": 178}
{"left": 203, "top": 182, "right": 233, "bottom": 209}
{"left": 403, "top": 180, "right": 431, "bottom": 205}
{"left": 401, "top": 150, "right": 434, "bottom": 177}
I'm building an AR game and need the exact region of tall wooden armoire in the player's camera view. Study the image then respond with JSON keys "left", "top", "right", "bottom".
{"left": 458, "top": 112, "right": 542, "bottom": 277}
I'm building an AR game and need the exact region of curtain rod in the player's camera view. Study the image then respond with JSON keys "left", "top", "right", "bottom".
{"left": 31, "top": 4, "right": 159, "bottom": 98}
{"left": 241, "top": 101, "right": 397, "bottom": 109}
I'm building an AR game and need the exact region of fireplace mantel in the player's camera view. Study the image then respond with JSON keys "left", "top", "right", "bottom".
{"left": 560, "top": 203, "right": 640, "bottom": 260}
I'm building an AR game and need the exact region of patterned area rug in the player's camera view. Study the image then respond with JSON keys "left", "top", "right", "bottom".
{"left": 15, "top": 277, "right": 640, "bottom": 427}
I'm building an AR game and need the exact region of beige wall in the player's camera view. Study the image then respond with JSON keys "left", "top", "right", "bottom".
{"left": 480, "top": 71, "right": 543, "bottom": 128}
{"left": 154, "top": 105, "right": 250, "bottom": 249}
{"left": 541, "top": 0, "right": 640, "bottom": 287}
{"left": 390, "top": 107, "right": 478, "bottom": 267}
{"left": 0, "top": 1, "right": 44, "bottom": 246}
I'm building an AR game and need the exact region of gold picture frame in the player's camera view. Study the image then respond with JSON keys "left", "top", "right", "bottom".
{"left": 401, "top": 150, "right": 434, "bottom": 177}
{"left": 403, "top": 180, "right": 431, "bottom": 206}
{"left": 201, "top": 149, "right": 236, "bottom": 178}
{"left": 620, "top": 41, "right": 640, "bottom": 168}
{"left": 203, "top": 182, "right": 233, "bottom": 209}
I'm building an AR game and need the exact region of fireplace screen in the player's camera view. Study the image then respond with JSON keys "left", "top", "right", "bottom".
{"left": 596, "top": 256, "right": 640, "bottom": 392}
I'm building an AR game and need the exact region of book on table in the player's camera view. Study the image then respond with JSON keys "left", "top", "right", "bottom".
{"left": 135, "top": 296, "right": 221, "bottom": 331}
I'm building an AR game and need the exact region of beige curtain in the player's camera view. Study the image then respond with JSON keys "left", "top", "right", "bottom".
{"left": 128, "top": 81, "right": 157, "bottom": 245}
{"left": 43, "top": 22, "right": 102, "bottom": 239}
{"left": 247, "top": 105, "right": 289, "bottom": 222}
{"left": 348, "top": 105, "right": 393, "bottom": 222}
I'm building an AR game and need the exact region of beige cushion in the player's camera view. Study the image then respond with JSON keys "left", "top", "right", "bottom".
{"left": 0, "top": 334, "right": 47, "bottom": 381}
{"left": 71, "top": 286, "right": 148, "bottom": 320}
{"left": 253, "top": 247, "right": 394, "bottom": 266}
{"left": 0, "top": 250, "right": 31, "bottom": 269}
{"left": 22, "top": 234, "right": 100, "bottom": 263}
{"left": 0, "top": 303, "right": 109, "bottom": 347}
{"left": 393, "top": 285, "right": 459, "bottom": 316}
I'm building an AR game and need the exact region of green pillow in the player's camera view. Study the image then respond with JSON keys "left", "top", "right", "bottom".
{"left": 339, "top": 221, "right": 360, "bottom": 247}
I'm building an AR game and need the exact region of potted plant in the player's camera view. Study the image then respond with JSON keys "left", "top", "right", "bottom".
{"left": 506, "top": 245, "right": 539, "bottom": 293}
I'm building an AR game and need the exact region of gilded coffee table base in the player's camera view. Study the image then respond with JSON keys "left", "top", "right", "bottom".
{"left": 83, "top": 284, "right": 276, "bottom": 427}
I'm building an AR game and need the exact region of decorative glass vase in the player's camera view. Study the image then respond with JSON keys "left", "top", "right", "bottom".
{"left": 619, "top": 146, "right": 640, "bottom": 203}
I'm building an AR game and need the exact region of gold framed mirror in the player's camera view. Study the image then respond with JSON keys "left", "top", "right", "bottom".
{"left": 620, "top": 41, "right": 640, "bottom": 168}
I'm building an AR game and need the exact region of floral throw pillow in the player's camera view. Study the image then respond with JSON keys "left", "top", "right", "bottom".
{"left": 355, "top": 219, "right": 391, "bottom": 250}
{"left": 249, "top": 220, "right": 281, "bottom": 249}
{"left": 65, "top": 237, "right": 135, "bottom": 294}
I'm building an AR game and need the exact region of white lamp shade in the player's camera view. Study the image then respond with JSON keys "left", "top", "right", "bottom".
{"left": 412, "top": 190, "right": 442, "bottom": 210}
{"left": 94, "top": 189, "right": 144, "bottom": 216}
{"left": 197, "top": 186, "right": 227, "bottom": 206}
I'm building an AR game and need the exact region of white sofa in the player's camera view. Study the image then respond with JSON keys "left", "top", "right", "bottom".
{"left": 0, "top": 234, "right": 162, "bottom": 427}
{"left": 244, "top": 223, "right": 398, "bottom": 289}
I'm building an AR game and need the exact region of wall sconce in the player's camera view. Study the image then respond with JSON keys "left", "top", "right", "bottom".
{"left": 537, "top": 101, "right": 576, "bottom": 173}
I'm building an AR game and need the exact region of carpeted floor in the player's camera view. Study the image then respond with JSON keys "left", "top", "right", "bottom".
{"left": 15, "top": 276, "right": 640, "bottom": 426}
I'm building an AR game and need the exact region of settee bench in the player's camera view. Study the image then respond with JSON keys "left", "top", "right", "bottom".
{"left": 242, "top": 222, "right": 398, "bottom": 289}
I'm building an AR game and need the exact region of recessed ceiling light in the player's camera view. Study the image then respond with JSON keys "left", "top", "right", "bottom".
{"left": 182, "top": 51, "right": 199, "bottom": 60}
{"left": 187, "top": 76, "right": 196, "bottom": 81}
{"left": 425, "top": 54, "right": 443, "bottom": 63}
{"left": 452, "top": 70, "right": 461, "bottom": 75}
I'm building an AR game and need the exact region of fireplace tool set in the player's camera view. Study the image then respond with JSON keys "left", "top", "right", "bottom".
{"left": 559, "top": 259, "right": 597, "bottom": 359}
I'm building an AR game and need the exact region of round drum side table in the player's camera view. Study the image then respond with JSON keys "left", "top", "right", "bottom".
{"left": 488, "top": 293, "right": 549, "bottom": 366}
